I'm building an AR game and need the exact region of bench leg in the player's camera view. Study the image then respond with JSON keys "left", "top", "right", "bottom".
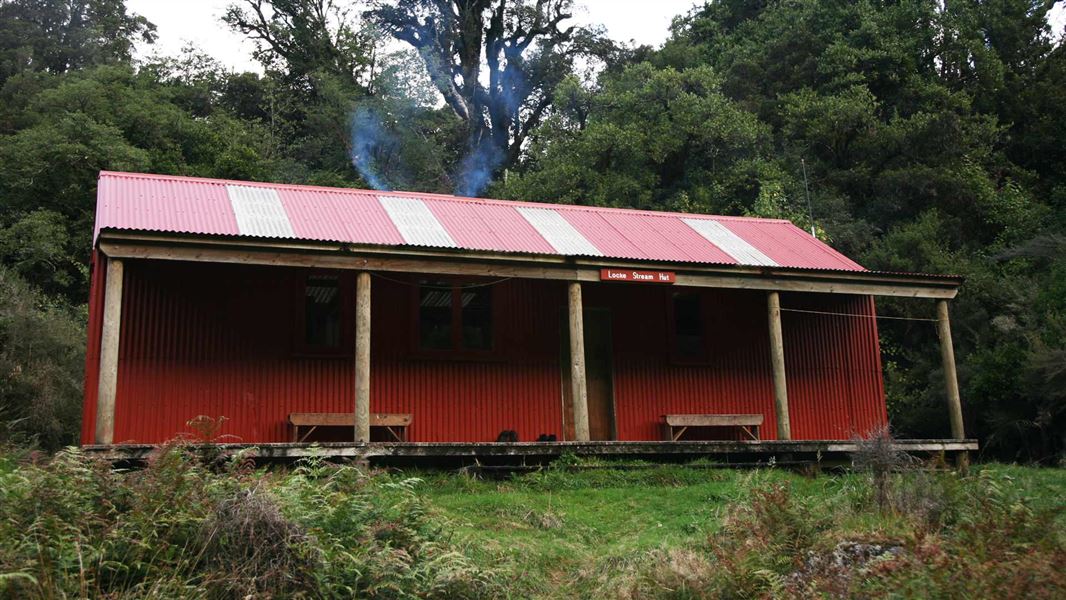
{"left": 672, "top": 426, "right": 688, "bottom": 442}
{"left": 298, "top": 425, "right": 318, "bottom": 444}
{"left": 385, "top": 426, "right": 403, "bottom": 442}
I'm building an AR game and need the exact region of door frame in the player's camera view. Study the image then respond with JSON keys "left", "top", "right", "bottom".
{"left": 559, "top": 307, "right": 616, "bottom": 441}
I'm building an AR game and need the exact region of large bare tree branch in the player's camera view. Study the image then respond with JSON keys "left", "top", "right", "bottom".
{"left": 367, "top": 0, "right": 608, "bottom": 189}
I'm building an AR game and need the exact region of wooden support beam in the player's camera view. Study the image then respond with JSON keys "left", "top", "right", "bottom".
{"left": 97, "top": 235, "right": 962, "bottom": 299}
{"left": 95, "top": 257, "right": 124, "bottom": 445}
{"left": 936, "top": 299, "right": 965, "bottom": 440}
{"left": 82, "top": 438, "right": 981, "bottom": 462}
{"left": 568, "top": 282, "right": 590, "bottom": 441}
{"left": 767, "top": 291, "right": 792, "bottom": 440}
{"left": 354, "top": 271, "right": 371, "bottom": 442}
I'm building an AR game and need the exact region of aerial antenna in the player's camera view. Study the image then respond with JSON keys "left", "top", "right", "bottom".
{"left": 801, "top": 158, "right": 816, "bottom": 237}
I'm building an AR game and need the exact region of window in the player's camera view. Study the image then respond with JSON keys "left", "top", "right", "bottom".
{"left": 670, "top": 291, "right": 707, "bottom": 362}
{"left": 418, "top": 281, "right": 493, "bottom": 353}
{"left": 299, "top": 274, "right": 344, "bottom": 353}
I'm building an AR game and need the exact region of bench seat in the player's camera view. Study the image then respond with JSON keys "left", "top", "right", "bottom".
{"left": 661, "top": 414, "right": 763, "bottom": 441}
{"left": 288, "top": 412, "right": 412, "bottom": 442}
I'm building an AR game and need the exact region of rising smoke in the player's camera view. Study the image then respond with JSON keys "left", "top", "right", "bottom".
{"left": 350, "top": 39, "right": 530, "bottom": 197}
{"left": 351, "top": 106, "right": 509, "bottom": 197}
{"left": 455, "top": 134, "right": 506, "bottom": 198}
{"left": 350, "top": 106, "right": 395, "bottom": 191}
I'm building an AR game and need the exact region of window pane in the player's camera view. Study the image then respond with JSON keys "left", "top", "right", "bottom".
{"left": 305, "top": 275, "right": 341, "bottom": 347}
{"left": 673, "top": 292, "right": 704, "bottom": 357}
{"left": 461, "top": 287, "right": 492, "bottom": 350}
{"left": 419, "top": 282, "right": 453, "bottom": 350}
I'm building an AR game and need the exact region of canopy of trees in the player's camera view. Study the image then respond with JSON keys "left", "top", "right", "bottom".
{"left": 0, "top": 0, "right": 1062, "bottom": 462}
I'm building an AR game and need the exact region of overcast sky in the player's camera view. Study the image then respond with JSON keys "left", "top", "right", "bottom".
{"left": 126, "top": 0, "right": 704, "bottom": 73}
{"left": 128, "top": 1, "right": 1065, "bottom": 74}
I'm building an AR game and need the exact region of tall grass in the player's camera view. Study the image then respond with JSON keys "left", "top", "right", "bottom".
{"left": 2, "top": 446, "right": 1063, "bottom": 599}
{"left": 0, "top": 445, "right": 501, "bottom": 599}
{"left": 603, "top": 467, "right": 1065, "bottom": 599}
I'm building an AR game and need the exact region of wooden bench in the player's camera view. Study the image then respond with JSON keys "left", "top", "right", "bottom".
{"left": 288, "top": 413, "right": 412, "bottom": 443}
{"left": 661, "top": 414, "right": 763, "bottom": 441}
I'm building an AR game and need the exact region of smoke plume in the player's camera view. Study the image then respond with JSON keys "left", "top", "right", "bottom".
{"left": 455, "top": 135, "right": 505, "bottom": 197}
{"left": 350, "top": 106, "right": 395, "bottom": 191}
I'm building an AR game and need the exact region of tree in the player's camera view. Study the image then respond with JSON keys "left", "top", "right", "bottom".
{"left": 367, "top": 0, "right": 608, "bottom": 194}
{"left": 223, "top": 0, "right": 376, "bottom": 90}
{"left": 0, "top": 64, "right": 279, "bottom": 300}
{"left": 499, "top": 64, "right": 773, "bottom": 214}
{"left": 0, "top": 0, "right": 155, "bottom": 84}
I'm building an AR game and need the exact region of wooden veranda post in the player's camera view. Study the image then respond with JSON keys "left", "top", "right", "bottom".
{"left": 936, "top": 300, "right": 965, "bottom": 440}
{"left": 95, "top": 257, "right": 124, "bottom": 445}
{"left": 354, "top": 271, "right": 371, "bottom": 443}
{"left": 568, "top": 282, "right": 591, "bottom": 441}
{"left": 767, "top": 291, "right": 792, "bottom": 440}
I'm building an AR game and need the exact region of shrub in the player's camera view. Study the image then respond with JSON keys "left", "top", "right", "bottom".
{"left": 0, "top": 448, "right": 503, "bottom": 599}
{"left": 0, "top": 267, "right": 85, "bottom": 450}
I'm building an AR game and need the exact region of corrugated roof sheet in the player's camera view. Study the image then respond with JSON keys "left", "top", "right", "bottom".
{"left": 94, "top": 171, "right": 867, "bottom": 272}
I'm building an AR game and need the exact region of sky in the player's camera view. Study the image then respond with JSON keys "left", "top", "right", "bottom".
{"left": 126, "top": 0, "right": 705, "bottom": 73}
{"left": 128, "top": 0, "right": 1065, "bottom": 74}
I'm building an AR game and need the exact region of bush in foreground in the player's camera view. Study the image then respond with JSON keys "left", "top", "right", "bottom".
{"left": 0, "top": 446, "right": 501, "bottom": 599}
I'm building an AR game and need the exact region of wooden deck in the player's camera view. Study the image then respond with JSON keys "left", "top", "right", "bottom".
{"left": 82, "top": 439, "right": 978, "bottom": 467}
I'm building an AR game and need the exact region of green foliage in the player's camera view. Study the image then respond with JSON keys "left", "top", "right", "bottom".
{"left": 0, "top": 0, "right": 155, "bottom": 84}
{"left": 0, "top": 267, "right": 84, "bottom": 450}
{"left": 500, "top": 63, "right": 773, "bottom": 214}
{"left": 411, "top": 463, "right": 1066, "bottom": 598}
{"left": 0, "top": 453, "right": 1063, "bottom": 598}
{"left": 0, "top": 448, "right": 503, "bottom": 599}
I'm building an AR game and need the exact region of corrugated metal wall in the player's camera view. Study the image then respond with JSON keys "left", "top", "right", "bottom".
{"left": 82, "top": 260, "right": 885, "bottom": 444}
{"left": 586, "top": 284, "right": 886, "bottom": 441}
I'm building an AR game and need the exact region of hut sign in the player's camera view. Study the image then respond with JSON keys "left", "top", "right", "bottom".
{"left": 600, "top": 269, "right": 676, "bottom": 283}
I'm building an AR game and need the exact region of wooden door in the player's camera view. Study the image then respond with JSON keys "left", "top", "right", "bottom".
{"left": 561, "top": 309, "right": 615, "bottom": 440}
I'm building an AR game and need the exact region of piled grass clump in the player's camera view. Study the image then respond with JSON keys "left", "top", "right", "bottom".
{"left": 0, "top": 445, "right": 501, "bottom": 599}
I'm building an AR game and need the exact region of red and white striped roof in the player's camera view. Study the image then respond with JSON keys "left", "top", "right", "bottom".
{"left": 94, "top": 171, "right": 865, "bottom": 271}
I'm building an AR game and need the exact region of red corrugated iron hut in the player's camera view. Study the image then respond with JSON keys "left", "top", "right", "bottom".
{"left": 83, "top": 171, "right": 971, "bottom": 458}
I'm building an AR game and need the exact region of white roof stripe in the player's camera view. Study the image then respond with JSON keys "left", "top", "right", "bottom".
{"left": 516, "top": 207, "right": 603, "bottom": 256}
{"left": 378, "top": 196, "right": 457, "bottom": 247}
{"left": 226, "top": 185, "right": 295, "bottom": 238}
{"left": 682, "top": 218, "right": 778, "bottom": 266}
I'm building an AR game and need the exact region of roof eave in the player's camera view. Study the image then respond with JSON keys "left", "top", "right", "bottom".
{"left": 95, "top": 229, "right": 962, "bottom": 299}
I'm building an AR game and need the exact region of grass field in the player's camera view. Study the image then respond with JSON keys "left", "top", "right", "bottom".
{"left": 416, "top": 462, "right": 1066, "bottom": 597}
{"left": 1, "top": 447, "right": 1064, "bottom": 598}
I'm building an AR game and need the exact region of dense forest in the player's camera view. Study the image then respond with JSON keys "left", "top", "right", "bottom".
{"left": 0, "top": 0, "right": 1063, "bottom": 462}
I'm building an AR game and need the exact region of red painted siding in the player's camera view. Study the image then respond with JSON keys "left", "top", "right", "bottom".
{"left": 585, "top": 284, "right": 886, "bottom": 441}
{"left": 82, "top": 261, "right": 886, "bottom": 445}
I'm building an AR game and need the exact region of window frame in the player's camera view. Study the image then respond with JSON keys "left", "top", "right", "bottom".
{"left": 666, "top": 289, "right": 711, "bottom": 365}
{"left": 292, "top": 270, "right": 354, "bottom": 357}
{"left": 410, "top": 277, "right": 498, "bottom": 360}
